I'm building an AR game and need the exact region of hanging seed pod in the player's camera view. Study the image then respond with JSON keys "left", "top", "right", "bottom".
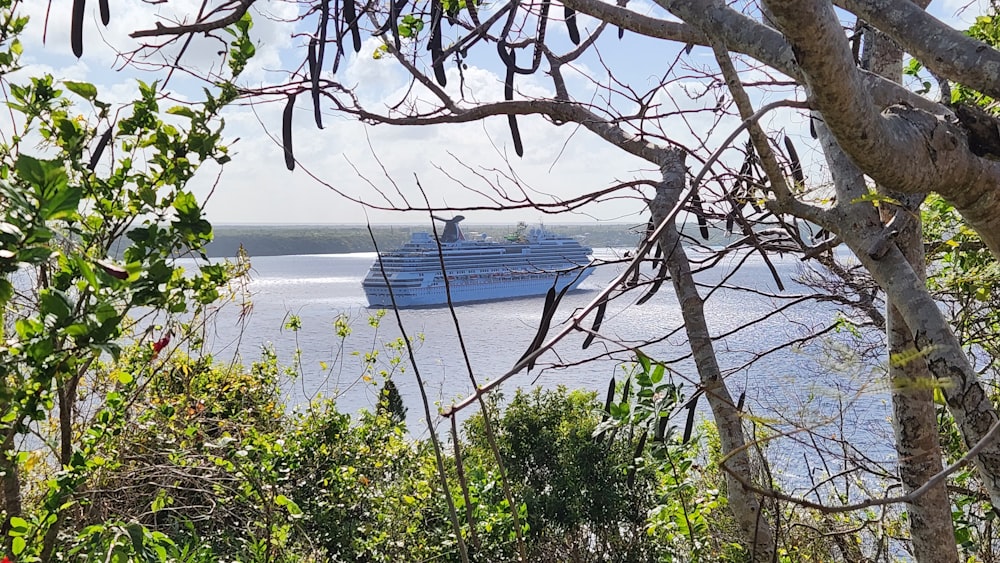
{"left": 651, "top": 242, "right": 662, "bottom": 272}
{"left": 691, "top": 192, "right": 710, "bottom": 240}
{"left": 99, "top": 0, "right": 110, "bottom": 26}
{"left": 784, "top": 135, "right": 804, "bottom": 186}
{"left": 518, "top": 283, "right": 571, "bottom": 371}
{"left": 654, "top": 416, "right": 669, "bottom": 442}
{"left": 429, "top": 0, "right": 447, "bottom": 86}
{"left": 308, "top": 38, "right": 324, "bottom": 129}
{"left": 282, "top": 94, "right": 297, "bottom": 171}
{"left": 318, "top": 0, "right": 329, "bottom": 61}
{"left": 582, "top": 299, "right": 606, "bottom": 349}
{"left": 504, "top": 55, "right": 523, "bottom": 157}
{"left": 342, "top": 0, "right": 362, "bottom": 53}
{"left": 603, "top": 377, "right": 615, "bottom": 415}
{"left": 518, "top": 286, "right": 556, "bottom": 371}
{"left": 565, "top": 6, "right": 580, "bottom": 45}
{"left": 682, "top": 395, "right": 698, "bottom": 443}
{"left": 88, "top": 128, "right": 113, "bottom": 171}
{"left": 388, "top": 0, "right": 402, "bottom": 50}
{"left": 626, "top": 432, "right": 647, "bottom": 487}
{"left": 71, "top": 0, "right": 85, "bottom": 57}
{"left": 636, "top": 258, "right": 668, "bottom": 305}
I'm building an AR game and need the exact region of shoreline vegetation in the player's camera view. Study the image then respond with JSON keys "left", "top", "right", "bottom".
{"left": 203, "top": 222, "right": 739, "bottom": 257}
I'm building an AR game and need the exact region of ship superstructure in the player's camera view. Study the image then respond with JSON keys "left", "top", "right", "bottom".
{"left": 362, "top": 220, "right": 595, "bottom": 307}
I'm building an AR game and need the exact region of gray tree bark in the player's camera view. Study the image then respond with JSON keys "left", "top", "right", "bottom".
{"left": 863, "top": 24, "right": 959, "bottom": 562}
{"left": 650, "top": 150, "right": 775, "bottom": 560}
{"left": 764, "top": 0, "right": 1000, "bottom": 258}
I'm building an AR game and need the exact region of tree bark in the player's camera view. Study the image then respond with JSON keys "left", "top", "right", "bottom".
{"left": 0, "top": 426, "right": 21, "bottom": 549}
{"left": 838, "top": 0, "right": 1000, "bottom": 100}
{"left": 827, "top": 204, "right": 1000, "bottom": 509}
{"left": 650, "top": 150, "right": 775, "bottom": 560}
{"left": 802, "top": 111, "right": 1000, "bottom": 516}
{"left": 862, "top": 24, "right": 958, "bottom": 562}
{"left": 764, "top": 0, "right": 1000, "bottom": 259}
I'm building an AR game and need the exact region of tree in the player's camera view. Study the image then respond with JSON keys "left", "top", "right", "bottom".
{"left": 107, "top": 0, "right": 1000, "bottom": 559}
{"left": 0, "top": 2, "right": 253, "bottom": 559}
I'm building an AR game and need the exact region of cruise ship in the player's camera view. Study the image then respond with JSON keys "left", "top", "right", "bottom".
{"left": 362, "top": 218, "right": 595, "bottom": 307}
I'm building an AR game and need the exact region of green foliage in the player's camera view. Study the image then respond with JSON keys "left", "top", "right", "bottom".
{"left": 923, "top": 194, "right": 1000, "bottom": 362}
{"left": 0, "top": 3, "right": 254, "bottom": 560}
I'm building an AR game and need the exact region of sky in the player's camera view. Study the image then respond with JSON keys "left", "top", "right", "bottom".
{"left": 9, "top": 0, "right": 991, "bottom": 226}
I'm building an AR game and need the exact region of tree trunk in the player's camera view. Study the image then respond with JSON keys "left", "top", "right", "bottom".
{"left": 0, "top": 427, "right": 21, "bottom": 550}
{"left": 863, "top": 23, "right": 959, "bottom": 563}
{"left": 650, "top": 150, "right": 775, "bottom": 560}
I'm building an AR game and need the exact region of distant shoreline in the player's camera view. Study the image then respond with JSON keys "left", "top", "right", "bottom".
{"left": 203, "top": 222, "right": 738, "bottom": 258}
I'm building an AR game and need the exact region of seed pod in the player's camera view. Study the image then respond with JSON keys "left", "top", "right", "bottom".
{"left": 564, "top": 6, "right": 580, "bottom": 45}
{"left": 429, "top": 0, "right": 447, "bottom": 86}
{"left": 504, "top": 56, "right": 523, "bottom": 157}
{"left": 636, "top": 258, "right": 668, "bottom": 305}
{"left": 388, "top": 0, "right": 402, "bottom": 50}
{"left": 308, "top": 38, "right": 323, "bottom": 129}
{"left": 594, "top": 376, "right": 616, "bottom": 442}
{"left": 784, "top": 135, "right": 804, "bottom": 186}
{"left": 99, "top": 0, "right": 110, "bottom": 26}
{"left": 71, "top": 0, "right": 85, "bottom": 58}
{"left": 96, "top": 259, "right": 127, "bottom": 280}
{"left": 519, "top": 282, "right": 571, "bottom": 371}
{"left": 88, "top": 127, "right": 113, "bottom": 171}
{"left": 318, "top": 0, "right": 329, "bottom": 62}
{"left": 691, "top": 192, "right": 709, "bottom": 240}
{"left": 582, "top": 299, "right": 606, "bottom": 349}
{"left": 682, "top": 395, "right": 698, "bottom": 443}
{"left": 626, "top": 432, "right": 647, "bottom": 487}
{"left": 342, "top": 0, "right": 362, "bottom": 53}
{"left": 603, "top": 377, "right": 615, "bottom": 415}
{"left": 654, "top": 416, "right": 669, "bottom": 442}
{"left": 282, "top": 94, "right": 296, "bottom": 171}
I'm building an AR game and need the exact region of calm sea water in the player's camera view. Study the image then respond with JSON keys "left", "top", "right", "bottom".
{"left": 192, "top": 248, "right": 894, "bottom": 473}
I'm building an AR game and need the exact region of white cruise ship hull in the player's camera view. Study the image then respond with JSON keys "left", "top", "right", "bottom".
{"left": 362, "top": 224, "right": 596, "bottom": 308}
{"left": 364, "top": 267, "right": 595, "bottom": 307}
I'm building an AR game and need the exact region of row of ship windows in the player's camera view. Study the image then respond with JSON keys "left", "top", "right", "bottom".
{"left": 366, "top": 273, "right": 569, "bottom": 287}
{"left": 377, "top": 259, "right": 588, "bottom": 271}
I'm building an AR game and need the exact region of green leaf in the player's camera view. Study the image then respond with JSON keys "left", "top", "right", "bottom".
{"left": 636, "top": 350, "right": 651, "bottom": 375}
{"left": 651, "top": 363, "right": 665, "bottom": 384}
{"left": 16, "top": 154, "right": 68, "bottom": 196}
{"left": 0, "top": 278, "right": 12, "bottom": 305}
{"left": 40, "top": 289, "right": 73, "bottom": 322}
{"left": 8, "top": 516, "right": 28, "bottom": 535}
{"left": 75, "top": 255, "right": 99, "bottom": 289}
{"left": 63, "top": 80, "right": 98, "bottom": 100}
{"left": 167, "top": 106, "right": 197, "bottom": 119}
{"left": 12, "top": 535, "right": 25, "bottom": 555}
{"left": 65, "top": 323, "right": 89, "bottom": 337}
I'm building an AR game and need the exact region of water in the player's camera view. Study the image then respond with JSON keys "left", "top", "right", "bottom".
{"left": 189, "top": 248, "right": 894, "bottom": 478}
